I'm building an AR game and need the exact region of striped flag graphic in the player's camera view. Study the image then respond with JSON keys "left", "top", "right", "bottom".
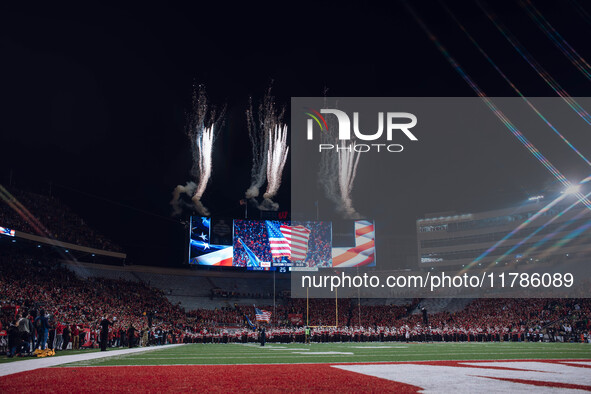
{"left": 266, "top": 222, "right": 312, "bottom": 261}
{"left": 280, "top": 224, "right": 311, "bottom": 261}
{"left": 332, "top": 220, "right": 375, "bottom": 268}
{"left": 266, "top": 222, "right": 291, "bottom": 258}
{"left": 254, "top": 306, "right": 272, "bottom": 322}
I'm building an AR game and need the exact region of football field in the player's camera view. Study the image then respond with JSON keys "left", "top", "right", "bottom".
{"left": 1, "top": 343, "right": 590, "bottom": 392}
{"left": 60, "top": 342, "right": 591, "bottom": 366}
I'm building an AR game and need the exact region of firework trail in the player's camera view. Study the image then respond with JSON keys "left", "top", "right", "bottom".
{"left": 259, "top": 125, "right": 289, "bottom": 211}
{"left": 191, "top": 126, "right": 215, "bottom": 215}
{"left": 477, "top": 0, "right": 591, "bottom": 126}
{"left": 337, "top": 141, "right": 362, "bottom": 219}
{"left": 317, "top": 94, "right": 362, "bottom": 219}
{"left": 404, "top": 2, "right": 591, "bottom": 271}
{"left": 171, "top": 86, "right": 224, "bottom": 216}
{"left": 318, "top": 94, "right": 340, "bottom": 208}
{"left": 245, "top": 84, "right": 286, "bottom": 210}
{"left": 520, "top": 0, "right": 591, "bottom": 81}
{"left": 320, "top": 139, "right": 362, "bottom": 219}
{"left": 442, "top": 2, "right": 591, "bottom": 168}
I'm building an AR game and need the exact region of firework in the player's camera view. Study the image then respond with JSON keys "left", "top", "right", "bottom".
{"left": 317, "top": 93, "right": 363, "bottom": 219}
{"left": 263, "top": 125, "right": 289, "bottom": 202}
{"left": 171, "top": 86, "right": 224, "bottom": 216}
{"left": 245, "top": 85, "right": 286, "bottom": 210}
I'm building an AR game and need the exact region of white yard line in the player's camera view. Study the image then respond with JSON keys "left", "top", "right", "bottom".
{"left": 0, "top": 344, "right": 184, "bottom": 377}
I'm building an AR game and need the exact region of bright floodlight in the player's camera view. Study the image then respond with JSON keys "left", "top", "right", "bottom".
{"left": 564, "top": 184, "right": 581, "bottom": 195}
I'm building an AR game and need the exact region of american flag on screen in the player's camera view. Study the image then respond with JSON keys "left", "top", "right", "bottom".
{"left": 266, "top": 221, "right": 290, "bottom": 258}
{"left": 254, "top": 306, "right": 271, "bottom": 322}
{"left": 280, "top": 224, "right": 311, "bottom": 261}
{"left": 266, "top": 222, "right": 311, "bottom": 261}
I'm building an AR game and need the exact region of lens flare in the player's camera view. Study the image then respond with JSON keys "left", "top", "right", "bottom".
{"left": 520, "top": 0, "right": 591, "bottom": 81}
{"left": 477, "top": 0, "right": 591, "bottom": 126}
{"left": 405, "top": 2, "right": 591, "bottom": 272}
{"left": 442, "top": 2, "right": 591, "bottom": 168}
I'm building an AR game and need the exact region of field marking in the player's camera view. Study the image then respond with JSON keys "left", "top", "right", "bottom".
{"left": 0, "top": 345, "right": 184, "bottom": 377}
{"left": 63, "top": 351, "right": 591, "bottom": 364}
{"left": 291, "top": 352, "right": 354, "bottom": 355}
{"left": 56, "top": 358, "right": 591, "bottom": 368}
{"left": 334, "top": 361, "right": 591, "bottom": 392}
{"left": 92, "top": 354, "right": 360, "bottom": 360}
{"left": 350, "top": 346, "right": 408, "bottom": 349}
{"left": 559, "top": 361, "right": 591, "bottom": 366}
{"left": 116, "top": 350, "right": 591, "bottom": 358}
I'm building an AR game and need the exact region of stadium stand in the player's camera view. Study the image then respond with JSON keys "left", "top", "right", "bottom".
{"left": 0, "top": 186, "right": 123, "bottom": 252}
{"left": 411, "top": 298, "right": 474, "bottom": 314}
{"left": 1, "top": 250, "right": 590, "bottom": 352}
{"left": 1, "top": 220, "right": 590, "bottom": 353}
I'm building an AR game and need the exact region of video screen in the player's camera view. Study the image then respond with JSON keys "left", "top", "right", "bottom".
{"left": 233, "top": 220, "right": 332, "bottom": 269}
{"left": 331, "top": 220, "right": 376, "bottom": 268}
{"left": 188, "top": 217, "right": 232, "bottom": 266}
{"left": 0, "top": 226, "right": 15, "bottom": 237}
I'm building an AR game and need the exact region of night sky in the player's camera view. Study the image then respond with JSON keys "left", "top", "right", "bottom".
{"left": 1, "top": 1, "right": 590, "bottom": 267}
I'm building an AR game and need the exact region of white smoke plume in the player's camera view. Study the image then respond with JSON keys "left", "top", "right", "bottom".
{"left": 170, "top": 181, "right": 197, "bottom": 216}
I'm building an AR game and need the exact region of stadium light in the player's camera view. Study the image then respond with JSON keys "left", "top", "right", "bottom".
{"left": 563, "top": 184, "right": 581, "bottom": 195}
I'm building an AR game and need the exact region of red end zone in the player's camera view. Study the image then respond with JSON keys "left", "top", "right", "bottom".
{"left": 0, "top": 360, "right": 589, "bottom": 393}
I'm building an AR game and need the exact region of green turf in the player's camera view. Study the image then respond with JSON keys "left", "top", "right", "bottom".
{"left": 0, "top": 348, "right": 100, "bottom": 364}
{"left": 59, "top": 342, "right": 591, "bottom": 367}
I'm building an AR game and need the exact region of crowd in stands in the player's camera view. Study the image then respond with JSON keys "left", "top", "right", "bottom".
{"left": 232, "top": 221, "right": 331, "bottom": 268}
{"left": 0, "top": 253, "right": 185, "bottom": 356}
{"left": 210, "top": 288, "right": 273, "bottom": 299}
{"left": 0, "top": 187, "right": 123, "bottom": 252}
{"left": 1, "top": 251, "right": 590, "bottom": 357}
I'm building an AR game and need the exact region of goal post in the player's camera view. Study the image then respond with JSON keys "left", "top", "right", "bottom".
{"left": 306, "top": 286, "right": 338, "bottom": 328}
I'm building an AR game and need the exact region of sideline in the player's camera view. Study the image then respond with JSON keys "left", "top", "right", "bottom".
{"left": 0, "top": 344, "right": 184, "bottom": 377}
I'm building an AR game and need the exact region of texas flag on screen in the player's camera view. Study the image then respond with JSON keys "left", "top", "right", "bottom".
{"left": 266, "top": 222, "right": 311, "bottom": 261}
{"left": 193, "top": 244, "right": 233, "bottom": 266}
{"left": 0, "top": 226, "right": 15, "bottom": 237}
